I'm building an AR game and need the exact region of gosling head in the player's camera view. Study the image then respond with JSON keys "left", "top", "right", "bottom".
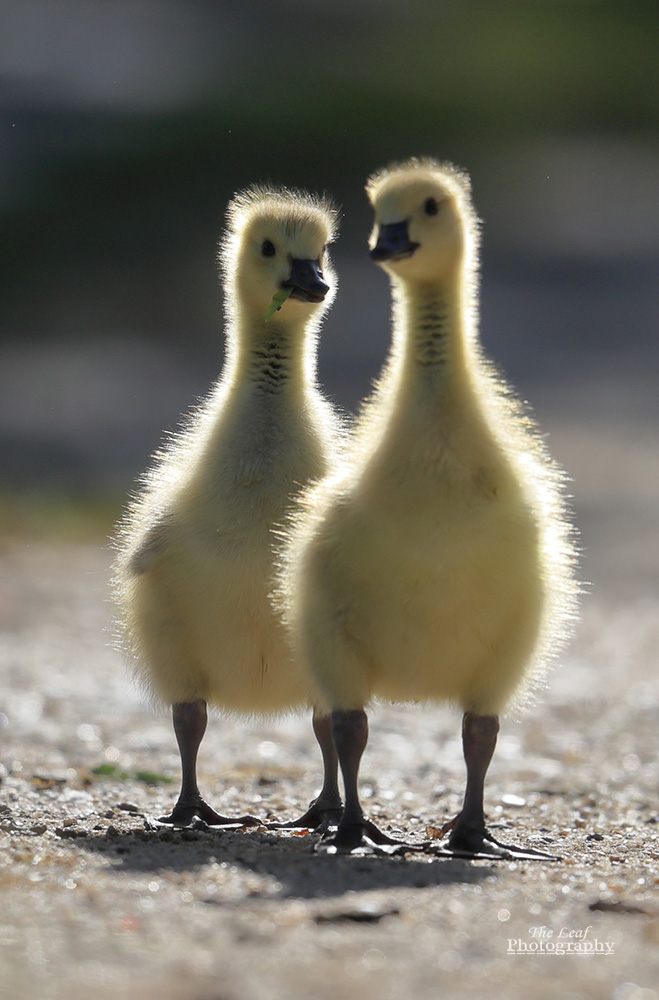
{"left": 221, "top": 185, "right": 339, "bottom": 325}
{"left": 366, "top": 158, "right": 476, "bottom": 286}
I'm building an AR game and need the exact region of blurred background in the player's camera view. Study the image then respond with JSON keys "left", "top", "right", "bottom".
{"left": 0, "top": 14, "right": 657, "bottom": 995}
{"left": 0, "top": 0, "right": 657, "bottom": 591}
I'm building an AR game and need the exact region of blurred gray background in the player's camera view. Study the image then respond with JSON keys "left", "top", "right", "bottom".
{"left": 0, "top": 0, "right": 657, "bottom": 558}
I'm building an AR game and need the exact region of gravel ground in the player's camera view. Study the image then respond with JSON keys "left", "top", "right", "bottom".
{"left": 1, "top": 417, "right": 658, "bottom": 1000}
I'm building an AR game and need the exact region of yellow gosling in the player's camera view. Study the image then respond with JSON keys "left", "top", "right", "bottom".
{"left": 113, "top": 185, "right": 343, "bottom": 828}
{"left": 280, "top": 159, "right": 578, "bottom": 856}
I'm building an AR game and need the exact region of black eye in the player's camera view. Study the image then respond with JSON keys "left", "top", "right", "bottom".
{"left": 424, "top": 198, "right": 439, "bottom": 216}
{"left": 261, "top": 240, "right": 276, "bottom": 257}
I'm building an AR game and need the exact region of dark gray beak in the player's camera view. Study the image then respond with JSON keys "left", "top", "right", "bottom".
{"left": 284, "top": 259, "right": 329, "bottom": 303}
{"left": 370, "top": 221, "right": 420, "bottom": 262}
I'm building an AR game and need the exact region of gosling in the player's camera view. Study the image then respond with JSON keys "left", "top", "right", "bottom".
{"left": 280, "top": 159, "right": 578, "bottom": 856}
{"left": 113, "top": 185, "right": 343, "bottom": 828}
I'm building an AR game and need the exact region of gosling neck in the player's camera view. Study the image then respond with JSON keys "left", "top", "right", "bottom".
{"left": 392, "top": 278, "right": 470, "bottom": 395}
{"left": 229, "top": 312, "right": 314, "bottom": 395}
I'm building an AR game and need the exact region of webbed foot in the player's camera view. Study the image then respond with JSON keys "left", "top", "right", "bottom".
{"left": 318, "top": 817, "right": 426, "bottom": 856}
{"left": 429, "top": 816, "right": 560, "bottom": 861}
{"left": 267, "top": 799, "right": 343, "bottom": 835}
{"left": 146, "top": 797, "right": 261, "bottom": 830}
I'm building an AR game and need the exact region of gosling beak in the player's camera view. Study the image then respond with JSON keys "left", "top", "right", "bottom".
{"left": 370, "top": 221, "right": 420, "bottom": 262}
{"left": 284, "top": 259, "right": 329, "bottom": 303}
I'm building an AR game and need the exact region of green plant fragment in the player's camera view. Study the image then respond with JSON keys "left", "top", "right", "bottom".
{"left": 134, "top": 771, "right": 174, "bottom": 785}
{"left": 265, "top": 286, "right": 293, "bottom": 321}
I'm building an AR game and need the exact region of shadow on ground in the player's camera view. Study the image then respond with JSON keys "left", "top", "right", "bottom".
{"left": 77, "top": 824, "right": 493, "bottom": 898}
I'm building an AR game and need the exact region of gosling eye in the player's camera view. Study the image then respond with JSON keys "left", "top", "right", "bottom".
{"left": 261, "top": 240, "right": 276, "bottom": 257}
{"left": 423, "top": 197, "right": 439, "bottom": 216}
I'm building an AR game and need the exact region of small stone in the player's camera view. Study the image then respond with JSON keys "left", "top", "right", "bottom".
{"left": 501, "top": 794, "right": 527, "bottom": 807}
{"left": 589, "top": 899, "right": 650, "bottom": 915}
{"left": 315, "top": 902, "right": 401, "bottom": 924}
{"left": 55, "top": 827, "right": 80, "bottom": 839}
{"left": 32, "top": 772, "right": 69, "bottom": 788}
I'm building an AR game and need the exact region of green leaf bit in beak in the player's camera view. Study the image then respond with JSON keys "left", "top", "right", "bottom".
{"left": 265, "top": 285, "right": 294, "bottom": 322}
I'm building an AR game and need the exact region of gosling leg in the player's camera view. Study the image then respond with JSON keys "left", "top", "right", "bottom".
{"left": 268, "top": 708, "right": 343, "bottom": 831}
{"left": 439, "top": 712, "right": 559, "bottom": 860}
{"left": 155, "top": 700, "right": 259, "bottom": 828}
{"left": 327, "top": 709, "right": 407, "bottom": 851}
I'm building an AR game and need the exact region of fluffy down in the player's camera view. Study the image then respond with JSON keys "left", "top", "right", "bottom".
{"left": 113, "top": 185, "right": 342, "bottom": 717}
{"left": 280, "top": 158, "right": 578, "bottom": 719}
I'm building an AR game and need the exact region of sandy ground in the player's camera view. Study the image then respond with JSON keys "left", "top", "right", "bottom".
{"left": 1, "top": 414, "right": 658, "bottom": 1000}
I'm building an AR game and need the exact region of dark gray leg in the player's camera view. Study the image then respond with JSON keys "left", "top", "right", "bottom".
{"left": 445, "top": 712, "right": 498, "bottom": 852}
{"left": 440, "top": 712, "right": 559, "bottom": 859}
{"left": 268, "top": 708, "right": 342, "bottom": 831}
{"left": 332, "top": 708, "right": 368, "bottom": 847}
{"left": 330, "top": 708, "right": 406, "bottom": 850}
{"left": 311, "top": 710, "right": 341, "bottom": 809}
{"left": 156, "top": 700, "right": 259, "bottom": 827}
